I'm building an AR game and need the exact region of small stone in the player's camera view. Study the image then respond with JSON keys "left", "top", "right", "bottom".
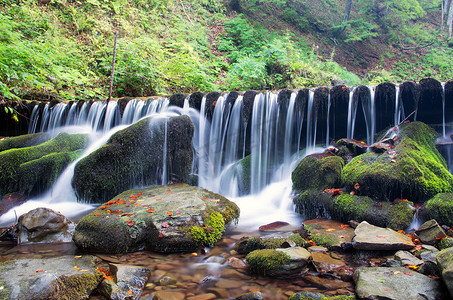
{"left": 235, "top": 291, "right": 263, "bottom": 300}
{"left": 151, "top": 291, "right": 185, "bottom": 300}
{"left": 394, "top": 250, "right": 423, "bottom": 266}
{"left": 258, "top": 221, "right": 296, "bottom": 232}
{"left": 154, "top": 273, "right": 177, "bottom": 286}
{"left": 311, "top": 251, "right": 345, "bottom": 274}
{"left": 206, "top": 288, "right": 229, "bottom": 299}
{"left": 215, "top": 279, "right": 239, "bottom": 289}
{"left": 228, "top": 257, "right": 248, "bottom": 269}
{"left": 415, "top": 219, "right": 446, "bottom": 245}
{"left": 308, "top": 246, "right": 328, "bottom": 252}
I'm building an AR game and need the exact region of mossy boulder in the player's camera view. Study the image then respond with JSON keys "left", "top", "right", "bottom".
{"left": 0, "top": 255, "right": 102, "bottom": 300}
{"left": 0, "top": 132, "right": 87, "bottom": 196}
{"left": 0, "top": 132, "right": 51, "bottom": 152}
{"left": 72, "top": 115, "right": 194, "bottom": 203}
{"left": 73, "top": 184, "right": 239, "bottom": 253}
{"left": 236, "top": 232, "right": 307, "bottom": 255}
{"left": 421, "top": 193, "right": 453, "bottom": 227}
{"left": 290, "top": 292, "right": 356, "bottom": 300}
{"left": 294, "top": 191, "right": 414, "bottom": 230}
{"left": 292, "top": 156, "right": 344, "bottom": 192}
{"left": 343, "top": 122, "right": 453, "bottom": 202}
{"left": 245, "top": 249, "right": 291, "bottom": 276}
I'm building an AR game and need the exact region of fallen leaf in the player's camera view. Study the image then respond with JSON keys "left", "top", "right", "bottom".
{"left": 127, "top": 220, "right": 135, "bottom": 227}
{"left": 78, "top": 270, "right": 89, "bottom": 272}
{"left": 117, "top": 199, "right": 126, "bottom": 204}
{"left": 167, "top": 211, "right": 173, "bottom": 216}
{"left": 403, "top": 271, "right": 413, "bottom": 276}
{"left": 339, "top": 224, "right": 349, "bottom": 229}
{"left": 104, "top": 275, "right": 114, "bottom": 281}
{"left": 93, "top": 212, "right": 102, "bottom": 216}
{"left": 338, "top": 235, "right": 345, "bottom": 238}
{"left": 146, "top": 208, "right": 155, "bottom": 213}
{"left": 156, "top": 198, "right": 162, "bottom": 201}
{"left": 393, "top": 271, "right": 401, "bottom": 275}
{"left": 134, "top": 203, "right": 142, "bottom": 207}
{"left": 137, "top": 193, "right": 143, "bottom": 196}
{"left": 354, "top": 183, "right": 360, "bottom": 190}
{"left": 376, "top": 235, "right": 386, "bottom": 239}
{"left": 176, "top": 210, "right": 182, "bottom": 214}
{"left": 408, "top": 265, "right": 420, "bottom": 271}
{"left": 129, "top": 194, "right": 138, "bottom": 199}
{"left": 308, "top": 240, "right": 316, "bottom": 246}
{"left": 74, "top": 266, "right": 80, "bottom": 270}
{"left": 159, "top": 231, "right": 165, "bottom": 238}
{"left": 161, "top": 222, "right": 169, "bottom": 228}
{"left": 326, "top": 228, "right": 336, "bottom": 232}
{"left": 377, "top": 278, "right": 385, "bottom": 283}
{"left": 210, "top": 199, "right": 220, "bottom": 203}
{"left": 128, "top": 290, "right": 133, "bottom": 295}
{"left": 106, "top": 210, "right": 111, "bottom": 213}
{"left": 203, "top": 197, "right": 209, "bottom": 200}
{"left": 36, "top": 270, "right": 44, "bottom": 273}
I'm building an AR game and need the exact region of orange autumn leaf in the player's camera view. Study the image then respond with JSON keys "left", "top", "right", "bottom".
{"left": 354, "top": 183, "right": 360, "bottom": 190}
{"left": 99, "top": 206, "right": 109, "bottom": 210}
{"left": 127, "top": 220, "right": 135, "bottom": 226}
{"left": 210, "top": 199, "right": 220, "bottom": 203}
{"left": 203, "top": 197, "right": 209, "bottom": 200}
{"left": 106, "top": 200, "right": 116, "bottom": 205}
{"left": 308, "top": 240, "right": 316, "bottom": 246}
{"left": 156, "top": 198, "right": 162, "bottom": 201}
{"left": 326, "top": 228, "right": 336, "bottom": 232}
{"left": 167, "top": 211, "right": 173, "bottom": 216}
{"left": 376, "top": 235, "right": 386, "bottom": 239}
{"left": 146, "top": 208, "right": 155, "bottom": 213}
{"left": 117, "top": 199, "right": 126, "bottom": 205}
{"left": 137, "top": 193, "right": 143, "bottom": 196}
{"left": 339, "top": 224, "right": 349, "bottom": 229}
{"left": 338, "top": 235, "right": 345, "bottom": 238}
{"left": 104, "top": 275, "right": 114, "bottom": 281}
{"left": 73, "top": 266, "right": 80, "bottom": 270}
{"left": 93, "top": 212, "right": 102, "bottom": 216}
{"left": 134, "top": 203, "right": 142, "bottom": 207}
{"left": 36, "top": 270, "right": 44, "bottom": 273}
{"left": 78, "top": 269, "right": 89, "bottom": 272}
{"left": 129, "top": 194, "right": 138, "bottom": 199}
{"left": 106, "top": 210, "right": 111, "bottom": 213}
{"left": 128, "top": 290, "right": 133, "bottom": 295}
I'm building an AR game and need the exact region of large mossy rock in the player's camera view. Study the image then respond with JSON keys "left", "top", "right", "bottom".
{"left": 73, "top": 184, "right": 240, "bottom": 253}
{"left": 292, "top": 156, "right": 344, "bottom": 192}
{"left": 0, "top": 255, "right": 102, "bottom": 300}
{"left": 343, "top": 122, "right": 453, "bottom": 202}
{"left": 0, "top": 132, "right": 87, "bottom": 196}
{"left": 72, "top": 115, "right": 194, "bottom": 203}
{"left": 420, "top": 193, "right": 453, "bottom": 227}
{"left": 436, "top": 247, "right": 453, "bottom": 297}
{"left": 294, "top": 191, "right": 414, "bottom": 230}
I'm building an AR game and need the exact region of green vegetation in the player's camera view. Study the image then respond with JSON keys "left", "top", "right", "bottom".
{"left": 292, "top": 156, "right": 344, "bottom": 192}
{"left": 1, "top": 0, "right": 451, "bottom": 102}
{"left": 424, "top": 193, "right": 453, "bottom": 227}
{"left": 237, "top": 233, "right": 306, "bottom": 255}
{"left": 190, "top": 211, "right": 225, "bottom": 247}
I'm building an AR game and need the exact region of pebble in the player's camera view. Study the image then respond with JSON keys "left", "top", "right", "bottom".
{"left": 186, "top": 293, "right": 217, "bottom": 300}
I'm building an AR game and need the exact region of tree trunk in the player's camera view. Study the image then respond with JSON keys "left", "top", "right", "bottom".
{"left": 108, "top": 31, "right": 119, "bottom": 103}
{"left": 443, "top": 0, "right": 450, "bottom": 31}
{"left": 341, "top": 0, "right": 353, "bottom": 32}
{"left": 448, "top": 0, "right": 453, "bottom": 38}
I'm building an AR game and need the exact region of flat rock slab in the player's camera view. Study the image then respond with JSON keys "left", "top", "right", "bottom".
{"left": 0, "top": 255, "right": 102, "bottom": 299}
{"left": 311, "top": 252, "right": 346, "bottom": 274}
{"left": 352, "top": 221, "right": 414, "bottom": 250}
{"left": 354, "top": 267, "right": 443, "bottom": 300}
{"left": 73, "top": 183, "right": 239, "bottom": 253}
{"left": 304, "top": 218, "right": 354, "bottom": 248}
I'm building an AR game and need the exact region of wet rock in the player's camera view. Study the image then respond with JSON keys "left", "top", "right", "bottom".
{"left": 236, "top": 232, "right": 306, "bottom": 255}
{"left": 206, "top": 288, "right": 229, "bottom": 299}
{"left": 245, "top": 248, "right": 310, "bottom": 276}
{"left": 73, "top": 184, "right": 239, "bottom": 253}
{"left": 354, "top": 266, "right": 443, "bottom": 300}
{"left": 187, "top": 293, "right": 217, "bottom": 300}
{"left": 343, "top": 122, "right": 453, "bottom": 202}
{"left": 416, "top": 219, "right": 447, "bottom": 245}
{"left": 292, "top": 156, "right": 344, "bottom": 192}
{"left": 215, "top": 279, "right": 239, "bottom": 289}
{"left": 393, "top": 250, "right": 423, "bottom": 266}
{"left": 308, "top": 246, "right": 328, "bottom": 252}
{"left": 352, "top": 221, "right": 415, "bottom": 250}
{"left": 151, "top": 291, "right": 185, "bottom": 300}
{"left": 17, "top": 207, "right": 74, "bottom": 244}
{"left": 337, "top": 138, "right": 369, "bottom": 155}
{"left": 99, "top": 264, "right": 150, "bottom": 300}
{"left": 436, "top": 237, "right": 453, "bottom": 250}
{"left": 0, "top": 132, "right": 51, "bottom": 152}
{"left": 227, "top": 257, "right": 248, "bottom": 269}
{"left": 235, "top": 291, "right": 263, "bottom": 300}
{"left": 0, "top": 193, "right": 27, "bottom": 218}
{"left": 73, "top": 115, "right": 194, "bottom": 203}
{"left": 304, "top": 275, "right": 352, "bottom": 290}
{"left": 310, "top": 251, "right": 346, "bottom": 274}
{"left": 289, "top": 291, "right": 355, "bottom": 300}
{"left": 0, "top": 255, "right": 102, "bottom": 299}
{"left": 154, "top": 272, "right": 177, "bottom": 286}
{"left": 436, "top": 247, "right": 453, "bottom": 297}
{"left": 418, "top": 261, "right": 440, "bottom": 277}
{"left": 303, "top": 219, "right": 354, "bottom": 250}
{"left": 258, "top": 221, "right": 296, "bottom": 232}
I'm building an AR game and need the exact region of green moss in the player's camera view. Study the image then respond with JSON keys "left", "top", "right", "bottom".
{"left": 289, "top": 292, "right": 356, "bottom": 300}
{"left": 190, "top": 211, "right": 225, "bottom": 247}
{"left": 343, "top": 122, "right": 453, "bottom": 202}
{"left": 238, "top": 233, "right": 306, "bottom": 254}
{"left": 292, "top": 156, "right": 344, "bottom": 192}
{"left": 48, "top": 272, "right": 102, "bottom": 299}
{"left": 305, "top": 227, "right": 342, "bottom": 248}
{"left": 436, "top": 237, "right": 453, "bottom": 250}
{"left": 0, "top": 132, "right": 87, "bottom": 196}
{"left": 0, "top": 132, "right": 51, "bottom": 152}
{"left": 245, "top": 249, "right": 290, "bottom": 276}
{"left": 424, "top": 193, "right": 453, "bottom": 227}
{"left": 239, "top": 154, "right": 251, "bottom": 194}
{"left": 0, "top": 281, "right": 11, "bottom": 299}
{"left": 293, "top": 190, "right": 335, "bottom": 219}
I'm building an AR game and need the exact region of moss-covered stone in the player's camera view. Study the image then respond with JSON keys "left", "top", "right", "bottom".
{"left": 343, "top": 122, "right": 453, "bottom": 202}
{"left": 289, "top": 292, "right": 356, "bottom": 300}
{"left": 72, "top": 115, "right": 194, "bottom": 203}
{"left": 73, "top": 184, "right": 239, "bottom": 253}
{"left": 237, "top": 233, "right": 307, "bottom": 255}
{"left": 423, "top": 193, "right": 453, "bottom": 227}
{"left": 245, "top": 249, "right": 290, "bottom": 276}
{"left": 304, "top": 225, "right": 343, "bottom": 249}
{"left": 0, "top": 132, "right": 51, "bottom": 152}
{"left": 0, "top": 132, "right": 87, "bottom": 196}
{"left": 292, "top": 156, "right": 344, "bottom": 192}
{"left": 294, "top": 191, "right": 414, "bottom": 230}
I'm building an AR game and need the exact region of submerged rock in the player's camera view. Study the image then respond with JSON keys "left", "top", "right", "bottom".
{"left": 99, "top": 263, "right": 150, "bottom": 300}
{"left": 72, "top": 115, "right": 194, "bottom": 203}
{"left": 343, "top": 122, "right": 453, "bottom": 202}
{"left": 0, "top": 255, "right": 102, "bottom": 299}
{"left": 353, "top": 266, "right": 443, "bottom": 300}
{"left": 0, "top": 132, "right": 87, "bottom": 196}
{"left": 73, "top": 184, "right": 239, "bottom": 253}
{"left": 303, "top": 219, "right": 354, "bottom": 250}
{"left": 17, "top": 207, "right": 75, "bottom": 244}
{"left": 352, "top": 221, "right": 414, "bottom": 251}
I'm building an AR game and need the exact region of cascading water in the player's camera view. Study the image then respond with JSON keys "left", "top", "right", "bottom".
{"left": 7, "top": 82, "right": 451, "bottom": 229}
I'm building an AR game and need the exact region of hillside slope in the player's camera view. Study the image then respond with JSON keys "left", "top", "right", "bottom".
{"left": 0, "top": 0, "right": 452, "bottom": 102}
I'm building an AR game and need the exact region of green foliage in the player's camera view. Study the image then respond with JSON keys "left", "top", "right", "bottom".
{"left": 245, "top": 249, "right": 290, "bottom": 276}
